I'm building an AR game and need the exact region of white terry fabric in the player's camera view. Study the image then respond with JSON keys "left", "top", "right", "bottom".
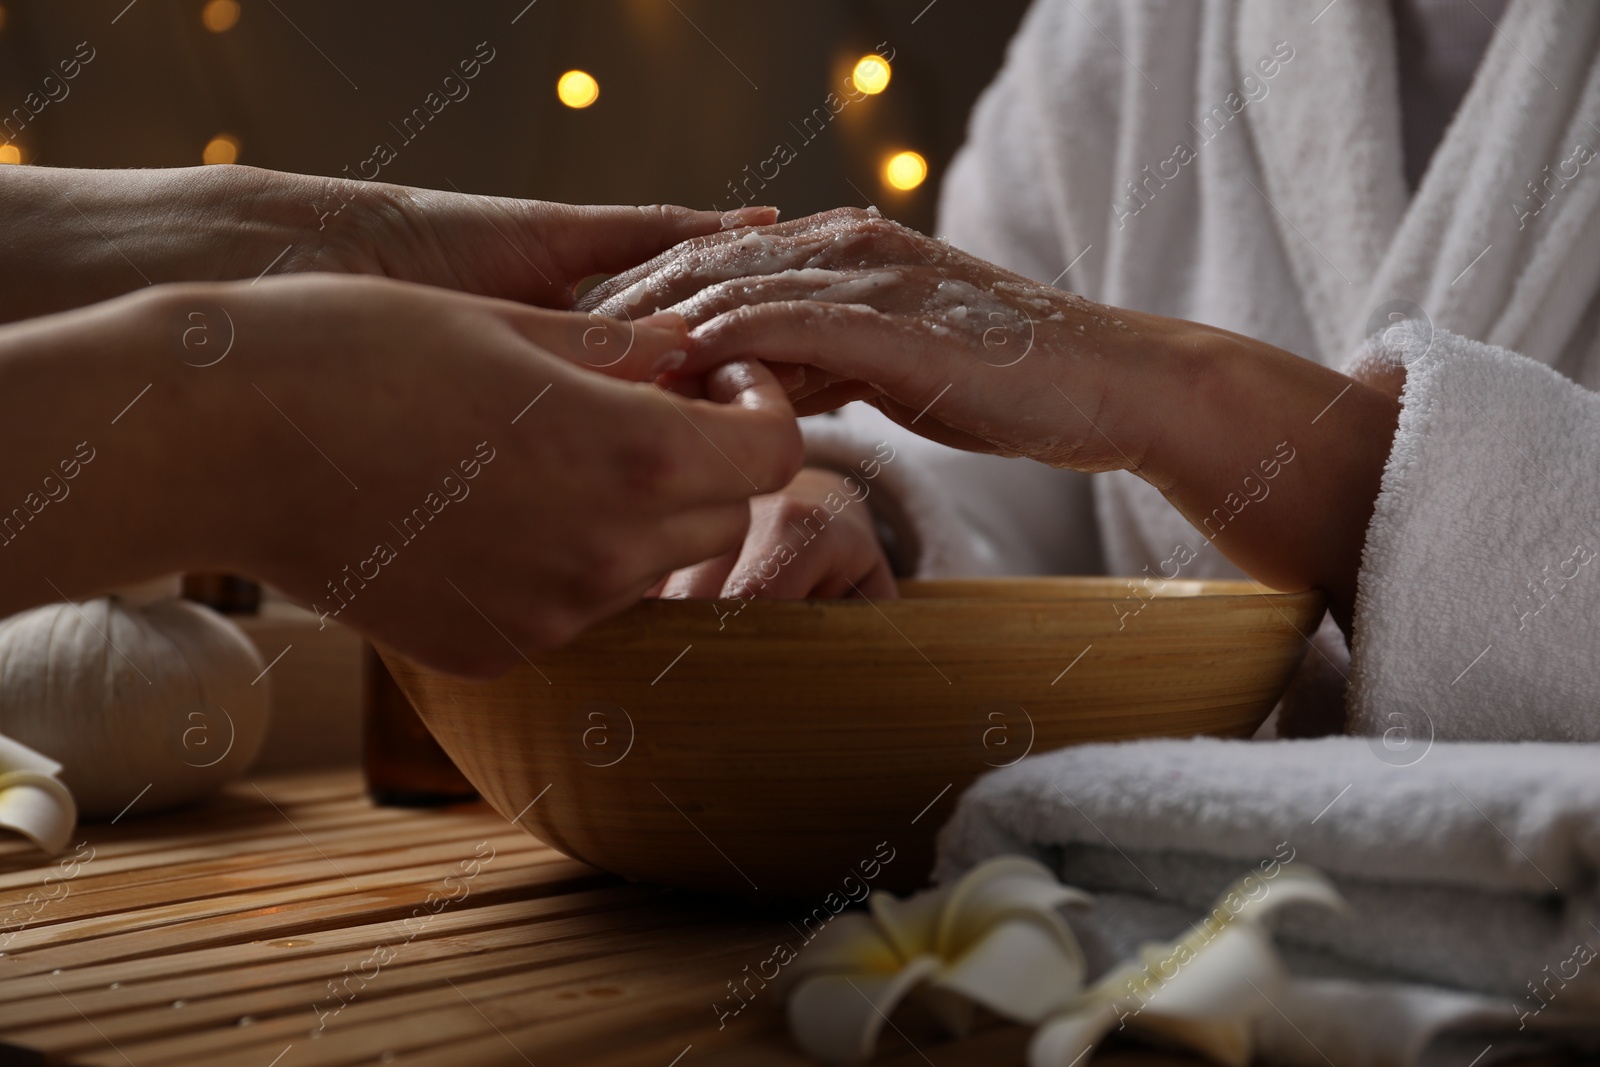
{"left": 935, "top": 738, "right": 1600, "bottom": 1061}
{"left": 1351, "top": 325, "right": 1600, "bottom": 740}
{"left": 805, "top": 0, "right": 1600, "bottom": 740}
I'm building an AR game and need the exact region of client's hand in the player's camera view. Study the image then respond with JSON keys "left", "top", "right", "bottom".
{"left": 580, "top": 206, "right": 1163, "bottom": 466}
{"left": 582, "top": 208, "right": 1400, "bottom": 631}
{"left": 659, "top": 467, "right": 896, "bottom": 601}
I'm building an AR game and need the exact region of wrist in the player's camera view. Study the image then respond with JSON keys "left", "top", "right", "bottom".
{"left": 131, "top": 280, "right": 314, "bottom": 582}
{"left": 1132, "top": 321, "right": 1399, "bottom": 624}
{"left": 1045, "top": 307, "right": 1195, "bottom": 478}
{"left": 0, "top": 165, "right": 319, "bottom": 323}
{"left": 111, "top": 284, "right": 256, "bottom": 572}
{"left": 124, "top": 165, "right": 325, "bottom": 286}
{"left": 0, "top": 285, "right": 246, "bottom": 611}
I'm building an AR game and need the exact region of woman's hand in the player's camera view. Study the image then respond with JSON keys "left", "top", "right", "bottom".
{"left": 582, "top": 208, "right": 1400, "bottom": 630}
{"left": 0, "top": 275, "right": 802, "bottom": 677}
{"left": 659, "top": 467, "right": 897, "bottom": 601}
{"left": 0, "top": 163, "right": 777, "bottom": 325}
{"left": 580, "top": 207, "right": 1160, "bottom": 466}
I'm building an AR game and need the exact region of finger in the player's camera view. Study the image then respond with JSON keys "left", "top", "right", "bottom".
{"left": 687, "top": 301, "right": 947, "bottom": 398}
{"left": 657, "top": 372, "right": 707, "bottom": 399}
{"left": 725, "top": 533, "right": 852, "bottom": 600}
{"left": 648, "top": 501, "right": 754, "bottom": 579}
{"left": 578, "top": 225, "right": 847, "bottom": 319}
{"left": 658, "top": 361, "right": 807, "bottom": 400}
{"left": 769, "top": 362, "right": 809, "bottom": 393}
{"left": 721, "top": 517, "right": 819, "bottom": 599}
{"left": 793, "top": 379, "right": 880, "bottom": 416}
{"left": 724, "top": 511, "right": 896, "bottom": 601}
{"left": 499, "top": 305, "right": 690, "bottom": 382}
{"left": 660, "top": 548, "right": 741, "bottom": 599}
{"left": 663, "top": 359, "right": 804, "bottom": 498}
{"left": 669, "top": 269, "right": 898, "bottom": 329}
{"left": 849, "top": 556, "right": 900, "bottom": 600}
{"left": 577, "top": 206, "right": 943, "bottom": 318}
{"left": 543, "top": 203, "right": 780, "bottom": 296}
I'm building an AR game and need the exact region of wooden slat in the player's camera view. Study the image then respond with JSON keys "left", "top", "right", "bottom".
{"left": 0, "top": 770, "right": 1559, "bottom": 1067}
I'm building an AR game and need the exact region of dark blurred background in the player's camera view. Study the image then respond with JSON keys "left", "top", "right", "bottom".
{"left": 0, "top": 0, "right": 1032, "bottom": 233}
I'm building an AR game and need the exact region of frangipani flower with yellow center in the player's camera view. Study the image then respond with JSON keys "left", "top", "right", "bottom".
{"left": 784, "top": 857, "right": 1345, "bottom": 1066}
{"left": 1029, "top": 865, "right": 1346, "bottom": 1067}
{"left": 783, "top": 856, "right": 1093, "bottom": 1063}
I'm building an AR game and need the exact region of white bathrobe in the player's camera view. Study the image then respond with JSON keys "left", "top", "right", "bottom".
{"left": 808, "top": 0, "right": 1600, "bottom": 742}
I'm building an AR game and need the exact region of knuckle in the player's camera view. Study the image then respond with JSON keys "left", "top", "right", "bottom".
{"left": 639, "top": 203, "right": 676, "bottom": 230}
{"left": 819, "top": 206, "right": 875, "bottom": 227}
{"left": 695, "top": 278, "right": 750, "bottom": 308}
{"left": 856, "top": 216, "right": 894, "bottom": 239}
{"left": 707, "top": 302, "right": 770, "bottom": 337}
{"left": 680, "top": 231, "right": 729, "bottom": 257}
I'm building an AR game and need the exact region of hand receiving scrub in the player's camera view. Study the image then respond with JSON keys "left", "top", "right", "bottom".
{"left": 585, "top": 208, "right": 1402, "bottom": 630}
{"left": 660, "top": 467, "right": 895, "bottom": 602}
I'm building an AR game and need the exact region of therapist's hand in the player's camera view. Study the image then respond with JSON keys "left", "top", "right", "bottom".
{"left": 0, "top": 163, "right": 777, "bottom": 325}
{"left": 0, "top": 275, "right": 802, "bottom": 677}
{"left": 280, "top": 172, "right": 779, "bottom": 309}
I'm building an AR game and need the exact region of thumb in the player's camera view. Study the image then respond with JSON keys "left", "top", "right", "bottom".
{"left": 503, "top": 307, "right": 692, "bottom": 382}
{"left": 545, "top": 203, "right": 780, "bottom": 291}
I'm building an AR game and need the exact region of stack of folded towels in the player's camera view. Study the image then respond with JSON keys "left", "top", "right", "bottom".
{"left": 936, "top": 738, "right": 1600, "bottom": 1066}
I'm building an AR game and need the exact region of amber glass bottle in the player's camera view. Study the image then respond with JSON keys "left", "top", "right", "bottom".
{"left": 182, "top": 572, "right": 262, "bottom": 614}
{"left": 362, "top": 646, "right": 477, "bottom": 806}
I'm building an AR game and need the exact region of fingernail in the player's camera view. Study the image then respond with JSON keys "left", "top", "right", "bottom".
{"left": 721, "top": 206, "right": 780, "bottom": 230}
{"left": 651, "top": 349, "right": 688, "bottom": 375}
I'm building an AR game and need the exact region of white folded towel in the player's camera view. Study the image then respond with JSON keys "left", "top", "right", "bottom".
{"left": 935, "top": 737, "right": 1600, "bottom": 1063}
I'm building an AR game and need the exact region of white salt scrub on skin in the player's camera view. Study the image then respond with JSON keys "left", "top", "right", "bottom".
{"left": 811, "top": 271, "right": 902, "bottom": 304}
{"left": 611, "top": 232, "right": 844, "bottom": 317}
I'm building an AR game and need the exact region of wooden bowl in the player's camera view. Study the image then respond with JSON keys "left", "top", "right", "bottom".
{"left": 381, "top": 578, "right": 1322, "bottom": 899}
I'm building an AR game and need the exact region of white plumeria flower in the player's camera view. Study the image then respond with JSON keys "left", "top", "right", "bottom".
{"left": 784, "top": 856, "right": 1093, "bottom": 1063}
{"left": 1030, "top": 864, "right": 1346, "bottom": 1067}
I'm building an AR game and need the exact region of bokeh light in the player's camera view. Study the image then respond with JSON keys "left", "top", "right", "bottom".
{"left": 851, "top": 54, "right": 891, "bottom": 95}
{"left": 201, "top": 0, "right": 240, "bottom": 32}
{"left": 0, "top": 144, "right": 21, "bottom": 165}
{"left": 557, "top": 70, "right": 600, "bottom": 109}
{"left": 883, "top": 150, "right": 928, "bottom": 191}
{"left": 203, "top": 134, "right": 240, "bottom": 165}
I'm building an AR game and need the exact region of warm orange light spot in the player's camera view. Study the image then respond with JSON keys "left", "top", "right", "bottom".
{"left": 884, "top": 150, "right": 927, "bottom": 191}
{"left": 0, "top": 5, "right": 9, "bottom": 33}
{"left": 0, "top": 144, "right": 22, "bottom": 165}
{"left": 557, "top": 69, "right": 599, "bottom": 109}
{"left": 851, "top": 54, "right": 891, "bottom": 95}
{"left": 203, "top": 134, "right": 240, "bottom": 165}
{"left": 201, "top": 0, "right": 240, "bottom": 32}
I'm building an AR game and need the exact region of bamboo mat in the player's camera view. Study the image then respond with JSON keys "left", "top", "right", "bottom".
{"left": 0, "top": 770, "right": 1222, "bottom": 1067}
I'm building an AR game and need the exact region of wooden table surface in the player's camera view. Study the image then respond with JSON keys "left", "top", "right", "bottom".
{"left": 0, "top": 770, "right": 1207, "bottom": 1067}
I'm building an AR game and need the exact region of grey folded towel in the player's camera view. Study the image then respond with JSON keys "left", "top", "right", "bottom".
{"left": 934, "top": 737, "right": 1600, "bottom": 1064}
